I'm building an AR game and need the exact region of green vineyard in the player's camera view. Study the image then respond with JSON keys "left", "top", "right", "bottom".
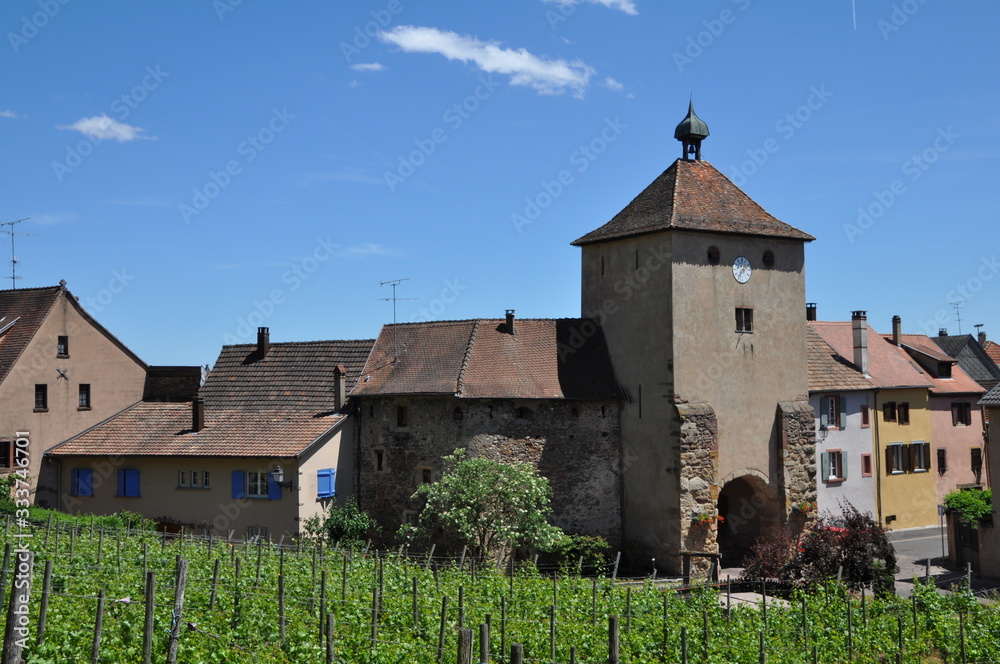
{"left": 1, "top": 519, "right": 998, "bottom": 663}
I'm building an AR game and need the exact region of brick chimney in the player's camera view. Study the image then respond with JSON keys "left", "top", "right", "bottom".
{"left": 979, "top": 331, "right": 987, "bottom": 346}
{"left": 505, "top": 310, "right": 515, "bottom": 336}
{"left": 257, "top": 327, "right": 270, "bottom": 356}
{"left": 806, "top": 303, "right": 817, "bottom": 321}
{"left": 852, "top": 311, "right": 869, "bottom": 376}
{"left": 192, "top": 397, "right": 205, "bottom": 432}
{"left": 892, "top": 315, "right": 902, "bottom": 346}
{"left": 939, "top": 328, "right": 948, "bottom": 337}
{"left": 333, "top": 364, "right": 347, "bottom": 411}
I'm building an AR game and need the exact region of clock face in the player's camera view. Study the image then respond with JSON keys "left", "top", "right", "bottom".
{"left": 733, "top": 256, "right": 752, "bottom": 283}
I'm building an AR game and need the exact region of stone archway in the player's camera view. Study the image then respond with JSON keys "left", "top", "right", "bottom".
{"left": 717, "top": 474, "right": 779, "bottom": 567}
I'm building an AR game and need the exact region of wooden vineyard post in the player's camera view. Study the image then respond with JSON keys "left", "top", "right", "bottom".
{"left": 35, "top": 558, "right": 53, "bottom": 647}
{"left": 501, "top": 596, "right": 507, "bottom": 664}
{"left": 612, "top": 551, "right": 621, "bottom": 580}
{"left": 481, "top": 616, "right": 491, "bottom": 664}
{"left": 166, "top": 558, "right": 188, "bottom": 664}
{"left": 457, "top": 627, "right": 474, "bottom": 664}
{"left": 233, "top": 556, "right": 241, "bottom": 629}
{"left": 278, "top": 559, "right": 286, "bottom": 642}
{"left": 370, "top": 587, "right": 379, "bottom": 656}
{"left": 142, "top": 571, "right": 156, "bottom": 664}
{"left": 549, "top": 604, "right": 556, "bottom": 664}
{"left": 210, "top": 558, "right": 220, "bottom": 609}
{"left": 413, "top": 576, "right": 420, "bottom": 630}
{"left": 458, "top": 585, "right": 465, "bottom": 629}
{"left": 608, "top": 614, "right": 620, "bottom": 664}
{"left": 438, "top": 595, "right": 449, "bottom": 663}
{"left": 680, "top": 625, "right": 688, "bottom": 664}
{"left": 319, "top": 570, "right": 327, "bottom": 644}
{"left": 91, "top": 589, "right": 105, "bottom": 664}
{"left": 511, "top": 643, "right": 523, "bottom": 664}
{"left": 592, "top": 578, "right": 598, "bottom": 626}
{"left": 1, "top": 550, "right": 33, "bottom": 664}
{"left": 625, "top": 588, "right": 631, "bottom": 633}
{"left": 326, "top": 613, "right": 336, "bottom": 664}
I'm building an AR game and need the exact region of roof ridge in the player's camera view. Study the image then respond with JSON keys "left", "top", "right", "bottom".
{"left": 455, "top": 319, "right": 480, "bottom": 397}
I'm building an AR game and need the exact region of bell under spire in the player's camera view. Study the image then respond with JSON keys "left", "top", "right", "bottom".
{"left": 674, "top": 100, "right": 710, "bottom": 161}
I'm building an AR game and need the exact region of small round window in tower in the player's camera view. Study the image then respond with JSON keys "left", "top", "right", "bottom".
{"left": 707, "top": 246, "right": 720, "bottom": 265}
{"left": 762, "top": 250, "right": 775, "bottom": 268}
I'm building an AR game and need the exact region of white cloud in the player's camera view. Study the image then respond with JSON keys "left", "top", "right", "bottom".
{"left": 0, "top": 110, "right": 19, "bottom": 119}
{"left": 351, "top": 62, "right": 387, "bottom": 72}
{"left": 57, "top": 114, "right": 153, "bottom": 142}
{"left": 379, "top": 26, "right": 595, "bottom": 98}
{"left": 29, "top": 212, "right": 79, "bottom": 226}
{"left": 603, "top": 76, "right": 624, "bottom": 91}
{"left": 542, "top": 0, "right": 638, "bottom": 15}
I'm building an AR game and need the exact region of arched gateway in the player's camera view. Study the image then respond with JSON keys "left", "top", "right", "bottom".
{"left": 717, "top": 473, "right": 781, "bottom": 567}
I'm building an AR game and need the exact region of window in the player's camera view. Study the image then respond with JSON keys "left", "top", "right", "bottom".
{"left": 317, "top": 468, "right": 336, "bottom": 499}
{"left": 938, "top": 362, "right": 952, "bottom": 378}
{"left": 861, "top": 454, "right": 873, "bottom": 477}
{"left": 821, "top": 450, "right": 847, "bottom": 482}
{"left": 911, "top": 442, "right": 930, "bottom": 471}
{"left": 937, "top": 449, "right": 947, "bottom": 474}
{"left": 374, "top": 449, "right": 385, "bottom": 472}
{"left": 203, "top": 471, "right": 210, "bottom": 488}
{"left": 707, "top": 246, "right": 720, "bottom": 265}
{"left": 515, "top": 407, "right": 533, "bottom": 421}
{"left": 898, "top": 402, "right": 910, "bottom": 426}
{"left": 0, "top": 441, "right": 10, "bottom": 468}
{"left": 887, "top": 443, "right": 906, "bottom": 474}
{"left": 116, "top": 469, "right": 140, "bottom": 497}
{"left": 190, "top": 471, "right": 199, "bottom": 488}
{"left": 883, "top": 401, "right": 897, "bottom": 423}
{"left": 78, "top": 384, "right": 91, "bottom": 409}
{"left": 952, "top": 402, "right": 972, "bottom": 426}
{"left": 397, "top": 405, "right": 408, "bottom": 427}
{"left": 246, "top": 471, "right": 268, "bottom": 498}
{"left": 70, "top": 469, "right": 94, "bottom": 497}
{"left": 860, "top": 404, "right": 870, "bottom": 428}
{"left": 420, "top": 467, "right": 433, "bottom": 484}
{"left": 246, "top": 526, "right": 269, "bottom": 542}
{"left": 735, "top": 307, "right": 753, "bottom": 333}
{"left": 762, "top": 250, "right": 775, "bottom": 268}
{"left": 972, "top": 448, "right": 983, "bottom": 480}
{"left": 57, "top": 335, "right": 68, "bottom": 357}
{"left": 178, "top": 471, "right": 186, "bottom": 487}
{"left": 34, "top": 384, "right": 48, "bottom": 411}
{"left": 820, "top": 395, "right": 846, "bottom": 430}
{"left": 452, "top": 407, "right": 464, "bottom": 421}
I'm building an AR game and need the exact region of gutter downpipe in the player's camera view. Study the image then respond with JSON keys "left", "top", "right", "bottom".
{"left": 872, "top": 388, "right": 884, "bottom": 525}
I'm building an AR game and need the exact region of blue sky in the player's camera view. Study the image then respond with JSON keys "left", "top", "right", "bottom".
{"left": 1, "top": 1, "right": 997, "bottom": 367}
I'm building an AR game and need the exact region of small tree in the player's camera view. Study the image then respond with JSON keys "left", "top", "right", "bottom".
{"left": 944, "top": 487, "right": 993, "bottom": 528}
{"left": 304, "top": 497, "right": 380, "bottom": 545}
{"left": 398, "top": 449, "right": 563, "bottom": 560}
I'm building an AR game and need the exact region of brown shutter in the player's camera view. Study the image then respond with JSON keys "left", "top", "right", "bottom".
{"left": 886, "top": 446, "right": 894, "bottom": 473}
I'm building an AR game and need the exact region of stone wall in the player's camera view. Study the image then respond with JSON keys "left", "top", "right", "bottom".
{"left": 778, "top": 400, "right": 817, "bottom": 532}
{"left": 356, "top": 396, "right": 621, "bottom": 548}
{"left": 676, "top": 401, "right": 720, "bottom": 575}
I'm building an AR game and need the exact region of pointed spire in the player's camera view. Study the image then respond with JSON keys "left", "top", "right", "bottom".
{"left": 674, "top": 100, "right": 710, "bottom": 161}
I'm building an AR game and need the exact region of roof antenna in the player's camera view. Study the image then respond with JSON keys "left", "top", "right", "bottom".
{"left": 974, "top": 323, "right": 984, "bottom": 338}
{"left": 952, "top": 301, "right": 965, "bottom": 335}
{"left": 0, "top": 218, "right": 40, "bottom": 289}
{"left": 379, "top": 278, "right": 415, "bottom": 364}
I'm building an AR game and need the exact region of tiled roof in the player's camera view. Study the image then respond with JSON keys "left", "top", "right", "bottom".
{"left": 897, "top": 334, "right": 954, "bottom": 363}
{"left": 981, "top": 383, "right": 1000, "bottom": 407}
{"left": 352, "top": 318, "right": 622, "bottom": 400}
{"left": 931, "top": 335, "right": 1000, "bottom": 391}
{"left": 0, "top": 286, "right": 63, "bottom": 384}
{"left": 571, "top": 159, "right": 814, "bottom": 246}
{"left": 984, "top": 341, "right": 1000, "bottom": 366}
{"left": 47, "top": 402, "right": 344, "bottom": 457}
{"left": 806, "top": 326, "right": 872, "bottom": 392}
{"left": 809, "top": 322, "right": 931, "bottom": 389}
{"left": 200, "top": 339, "right": 374, "bottom": 410}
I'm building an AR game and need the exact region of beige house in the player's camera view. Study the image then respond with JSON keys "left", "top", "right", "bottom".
{"left": 46, "top": 329, "right": 373, "bottom": 539}
{"left": 974, "top": 385, "right": 1000, "bottom": 579}
{"left": 0, "top": 282, "right": 190, "bottom": 508}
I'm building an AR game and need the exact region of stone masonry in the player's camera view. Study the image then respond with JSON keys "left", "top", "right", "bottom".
{"left": 778, "top": 400, "right": 817, "bottom": 532}
{"left": 676, "top": 400, "right": 720, "bottom": 574}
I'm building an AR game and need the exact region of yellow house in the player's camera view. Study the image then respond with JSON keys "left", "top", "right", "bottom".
{"left": 811, "top": 313, "right": 938, "bottom": 529}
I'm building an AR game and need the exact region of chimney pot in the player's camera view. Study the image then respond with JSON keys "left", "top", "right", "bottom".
{"left": 979, "top": 331, "right": 987, "bottom": 346}
{"left": 333, "top": 364, "right": 347, "bottom": 411}
{"left": 806, "top": 303, "right": 817, "bottom": 322}
{"left": 192, "top": 397, "right": 205, "bottom": 432}
{"left": 505, "top": 309, "right": 515, "bottom": 335}
{"left": 851, "top": 311, "right": 869, "bottom": 376}
{"left": 257, "top": 327, "right": 270, "bottom": 356}
{"left": 892, "top": 315, "right": 902, "bottom": 346}
{"left": 939, "top": 328, "right": 948, "bottom": 337}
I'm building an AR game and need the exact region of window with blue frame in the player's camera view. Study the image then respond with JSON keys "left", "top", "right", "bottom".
{"left": 317, "top": 468, "right": 336, "bottom": 499}
{"left": 116, "top": 469, "right": 140, "bottom": 497}
{"left": 231, "top": 470, "right": 281, "bottom": 500}
{"left": 71, "top": 468, "right": 94, "bottom": 497}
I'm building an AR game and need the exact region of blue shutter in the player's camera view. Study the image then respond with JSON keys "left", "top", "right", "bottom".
{"left": 317, "top": 469, "right": 335, "bottom": 499}
{"left": 841, "top": 451, "right": 848, "bottom": 480}
{"left": 71, "top": 469, "right": 80, "bottom": 497}
{"left": 232, "top": 471, "right": 245, "bottom": 499}
{"left": 268, "top": 475, "right": 282, "bottom": 501}
{"left": 820, "top": 452, "right": 830, "bottom": 482}
{"left": 116, "top": 469, "right": 126, "bottom": 496}
{"left": 124, "top": 470, "right": 140, "bottom": 497}
{"left": 820, "top": 411, "right": 828, "bottom": 428}
{"left": 839, "top": 397, "right": 847, "bottom": 429}
{"left": 80, "top": 469, "right": 93, "bottom": 497}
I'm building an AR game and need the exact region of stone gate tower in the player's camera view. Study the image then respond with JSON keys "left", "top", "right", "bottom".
{"left": 571, "top": 103, "right": 817, "bottom": 572}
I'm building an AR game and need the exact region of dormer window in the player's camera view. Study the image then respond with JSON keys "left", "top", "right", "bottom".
{"left": 938, "top": 362, "right": 952, "bottom": 378}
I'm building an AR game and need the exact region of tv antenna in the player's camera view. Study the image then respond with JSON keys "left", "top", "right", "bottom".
{"left": 974, "top": 323, "right": 984, "bottom": 338}
{"left": 952, "top": 301, "right": 965, "bottom": 335}
{"left": 0, "top": 218, "right": 40, "bottom": 289}
{"left": 378, "top": 278, "right": 415, "bottom": 363}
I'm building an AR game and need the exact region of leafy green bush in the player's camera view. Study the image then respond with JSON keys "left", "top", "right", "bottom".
{"left": 538, "top": 533, "right": 610, "bottom": 572}
{"left": 303, "top": 497, "right": 380, "bottom": 545}
{"left": 943, "top": 487, "right": 993, "bottom": 528}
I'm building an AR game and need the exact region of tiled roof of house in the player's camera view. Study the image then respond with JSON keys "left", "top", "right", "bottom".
{"left": 981, "top": 383, "right": 1000, "bottom": 407}
{"left": 352, "top": 318, "right": 622, "bottom": 400}
{"left": 931, "top": 334, "right": 1000, "bottom": 391}
{"left": 47, "top": 402, "right": 345, "bottom": 456}
{"left": 806, "top": 326, "right": 872, "bottom": 392}
{"left": 809, "top": 321, "right": 931, "bottom": 389}
{"left": 897, "top": 334, "right": 954, "bottom": 363}
{"left": 571, "top": 159, "right": 814, "bottom": 246}
{"left": 983, "top": 340, "right": 1000, "bottom": 366}
{"left": 199, "top": 339, "right": 374, "bottom": 410}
